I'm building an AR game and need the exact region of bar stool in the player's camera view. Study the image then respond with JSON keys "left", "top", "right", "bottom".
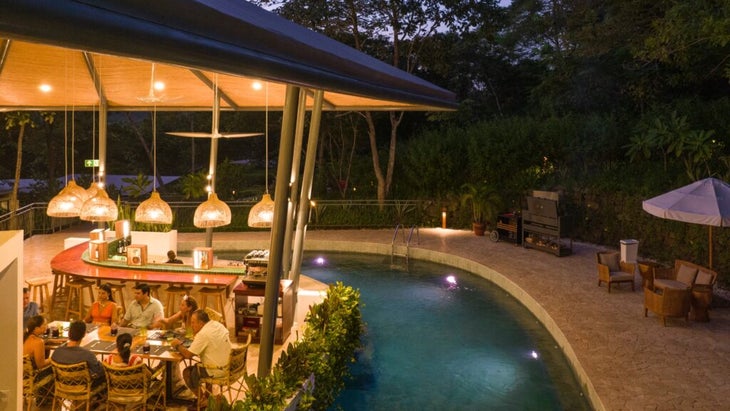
{"left": 106, "top": 282, "right": 127, "bottom": 313}
{"left": 64, "top": 277, "right": 96, "bottom": 321}
{"left": 25, "top": 277, "right": 52, "bottom": 313}
{"left": 198, "top": 286, "right": 228, "bottom": 325}
{"left": 164, "top": 284, "right": 193, "bottom": 317}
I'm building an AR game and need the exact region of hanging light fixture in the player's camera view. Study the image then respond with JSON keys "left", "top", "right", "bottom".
{"left": 248, "top": 82, "right": 274, "bottom": 228}
{"left": 47, "top": 107, "right": 88, "bottom": 217}
{"left": 193, "top": 75, "right": 231, "bottom": 228}
{"left": 135, "top": 106, "right": 173, "bottom": 224}
{"left": 80, "top": 187, "right": 118, "bottom": 222}
{"left": 193, "top": 192, "right": 231, "bottom": 227}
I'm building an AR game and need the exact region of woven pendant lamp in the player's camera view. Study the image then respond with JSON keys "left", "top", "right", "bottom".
{"left": 248, "top": 82, "right": 274, "bottom": 228}
{"left": 80, "top": 187, "right": 118, "bottom": 222}
{"left": 136, "top": 107, "right": 172, "bottom": 224}
{"left": 47, "top": 181, "right": 86, "bottom": 217}
{"left": 193, "top": 192, "right": 231, "bottom": 228}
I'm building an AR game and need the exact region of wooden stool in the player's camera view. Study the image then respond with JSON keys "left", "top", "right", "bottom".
{"left": 25, "top": 277, "right": 52, "bottom": 313}
{"left": 64, "top": 277, "right": 96, "bottom": 321}
{"left": 198, "top": 286, "right": 228, "bottom": 325}
{"left": 165, "top": 284, "right": 193, "bottom": 317}
{"left": 106, "top": 282, "right": 127, "bottom": 312}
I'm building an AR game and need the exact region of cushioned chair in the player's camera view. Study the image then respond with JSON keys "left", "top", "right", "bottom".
{"left": 596, "top": 251, "right": 636, "bottom": 293}
{"left": 196, "top": 333, "right": 252, "bottom": 409}
{"left": 23, "top": 355, "right": 54, "bottom": 411}
{"left": 103, "top": 361, "right": 165, "bottom": 410}
{"left": 51, "top": 360, "right": 107, "bottom": 411}
{"left": 644, "top": 286, "right": 691, "bottom": 326}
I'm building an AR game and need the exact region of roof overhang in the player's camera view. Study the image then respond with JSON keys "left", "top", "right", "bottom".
{"left": 0, "top": 0, "right": 457, "bottom": 112}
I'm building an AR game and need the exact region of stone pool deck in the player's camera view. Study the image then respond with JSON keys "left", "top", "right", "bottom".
{"left": 24, "top": 227, "right": 729, "bottom": 410}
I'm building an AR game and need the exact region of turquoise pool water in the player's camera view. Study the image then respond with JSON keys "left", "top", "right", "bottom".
{"left": 300, "top": 252, "right": 591, "bottom": 411}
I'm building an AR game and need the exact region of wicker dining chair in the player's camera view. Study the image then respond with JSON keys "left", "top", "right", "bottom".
{"left": 196, "top": 333, "right": 252, "bottom": 409}
{"left": 51, "top": 360, "right": 106, "bottom": 411}
{"left": 22, "top": 355, "right": 54, "bottom": 411}
{"left": 103, "top": 361, "right": 166, "bottom": 410}
{"left": 203, "top": 306, "right": 225, "bottom": 325}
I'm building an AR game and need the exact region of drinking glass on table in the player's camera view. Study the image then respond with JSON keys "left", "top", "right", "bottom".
{"left": 143, "top": 341, "right": 151, "bottom": 354}
{"left": 110, "top": 323, "right": 118, "bottom": 336}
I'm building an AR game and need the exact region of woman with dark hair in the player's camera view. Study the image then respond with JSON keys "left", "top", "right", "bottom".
{"left": 104, "top": 333, "right": 142, "bottom": 366}
{"left": 154, "top": 295, "right": 198, "bottom": 330}
{"left": 84, "top": 283, "right": 118, "bottom": 325}
{"left": 23, "top": 315, "right": 52, "bottom": 370}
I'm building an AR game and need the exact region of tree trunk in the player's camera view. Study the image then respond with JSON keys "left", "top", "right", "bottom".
{"left": 11, "top": 122, "right": 25, "bottom": 214}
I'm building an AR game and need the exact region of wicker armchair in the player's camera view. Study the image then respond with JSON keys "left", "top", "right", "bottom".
{"left": 644, "top": 286, "right": 691, "bottom": 326}
{"left": 596, "top": 251, "right": 636, "bottom": 293}
{"left": 203, "top": 306, "right": 225, "bottom": 325}
{"left": 196, "top": 333, "right": 252, "bottom": 409}
{"left": 51, "top": 360, "right": 107, "bottom": 411}
{"left": 103, "top": 361, "right": 165, "bottom": 410}
{"left": 23, "top": 355, "right": 54, "bottom": 411}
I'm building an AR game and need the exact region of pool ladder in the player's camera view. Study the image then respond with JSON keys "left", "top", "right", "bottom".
{"left": 391, "top": 224, "right": 419, "bottom": 265}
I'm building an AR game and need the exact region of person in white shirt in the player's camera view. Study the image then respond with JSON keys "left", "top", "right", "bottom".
{"left": 171, "top": 309, "right": 231, "bottom": 397}
{"left": 120, "top": 283, "right": 164, "bottom": 329}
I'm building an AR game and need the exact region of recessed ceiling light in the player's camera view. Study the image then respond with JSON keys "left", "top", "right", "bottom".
{"left": 252, "top": 81, "right": 262, "bottom": 90}
{"left": 153, "top": 81, "right": 165, "bottom": 91}
{"left": 39, "top": 84, "right": 52, "bottom": 93}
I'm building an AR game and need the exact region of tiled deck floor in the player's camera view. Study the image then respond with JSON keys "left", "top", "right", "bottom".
{"left": 24, "top": 226, "right": 730, "bottom": 410}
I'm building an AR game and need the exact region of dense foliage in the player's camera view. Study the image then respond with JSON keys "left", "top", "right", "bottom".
{"left": 207, "top": 282, "right": 363, "bottom": 410}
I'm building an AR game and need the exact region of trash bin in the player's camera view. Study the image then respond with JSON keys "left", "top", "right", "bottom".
{"left": 620, "top": 239, "right": 638, "bottom": 263}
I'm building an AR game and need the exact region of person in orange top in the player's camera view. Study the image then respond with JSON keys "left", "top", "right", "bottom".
{"left": 84, "top": 283, "right": 118, "bottom": 325}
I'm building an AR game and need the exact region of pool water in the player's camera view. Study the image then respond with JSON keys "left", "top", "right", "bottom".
{"left": 300, "top": 252, "right": 592, "bottom": 411}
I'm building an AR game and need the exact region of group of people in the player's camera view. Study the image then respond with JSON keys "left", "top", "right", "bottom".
{"left": 22, "top": 277, "right": 231, "bottom": 407}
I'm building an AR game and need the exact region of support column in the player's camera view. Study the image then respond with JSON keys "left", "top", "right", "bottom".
{"left": 282, "top": 89, "right": 308, "bottom": 277}
{"left": 290, "top": 90, "right": 324, "bottom": 292}
{"left": 258, "top": 85, "right": 300, "bottom": 377}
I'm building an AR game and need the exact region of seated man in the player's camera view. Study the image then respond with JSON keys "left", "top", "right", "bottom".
{"left": 166, "top": 250, "right": 183, "bottom": 264}
{"left": 120, "top": 283, "right": 164, "bottom": 329}
{"left": 22, "top": 287, "right": 40, "bottom": 330}
{"left": 50, "top": 320, "right": 105, "bottom": 386}
{"left": 171, "top": 309, "right": 231, "bottom": 402}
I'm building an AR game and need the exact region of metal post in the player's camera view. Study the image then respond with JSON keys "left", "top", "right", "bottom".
{"left": 205, "top": 92, "right": 220, "bottom": 247}
{"left": 282, "top": 90, "right": 308, "bottom": 277}
{"left": 258, "top": 85, "right": 300, "bottom": 376}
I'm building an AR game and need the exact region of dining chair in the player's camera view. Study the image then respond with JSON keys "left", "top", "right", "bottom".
{"left": 103, "top": 361, "right": 166, "bottom": 410}
{"left": 196, "top": 333, "right": 252, "bottom": 409}
{"left": 22, "top": 355, "right": 54, "bottom": 411}
{"left": 51, "top": 360, "right": 106, "bottom": 411}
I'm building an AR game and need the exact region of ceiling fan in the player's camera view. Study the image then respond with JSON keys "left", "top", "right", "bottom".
{"left": 166, "top": 75, "right": 262, "bottom": 139}
{"left": 137, "top": 63, "right": 181, "bottom": 103}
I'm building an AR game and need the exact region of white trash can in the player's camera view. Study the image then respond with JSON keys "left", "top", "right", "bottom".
{"left": 620, "top": 239, "right": 638, "bottom": 263}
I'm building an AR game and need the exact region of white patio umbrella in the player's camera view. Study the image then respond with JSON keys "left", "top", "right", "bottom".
{"left": 642, "top": 177, "right": 730, "bottom": 269}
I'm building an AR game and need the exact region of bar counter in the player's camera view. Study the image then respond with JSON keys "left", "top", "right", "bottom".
{"left": 50, "top": 242, "right": 242, "bottom": 312}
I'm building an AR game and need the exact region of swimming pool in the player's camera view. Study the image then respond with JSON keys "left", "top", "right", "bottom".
{"left": 300, "top": 252, "right": 591, "bottom": 411}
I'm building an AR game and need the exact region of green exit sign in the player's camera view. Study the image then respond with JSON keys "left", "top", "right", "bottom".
{"left": 84, "top": 159, "right": 99, "bottom": 167}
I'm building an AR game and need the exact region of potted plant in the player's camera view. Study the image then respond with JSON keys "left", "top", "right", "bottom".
{"left": 461, "top": 181, "right": 502, "bottom": 236}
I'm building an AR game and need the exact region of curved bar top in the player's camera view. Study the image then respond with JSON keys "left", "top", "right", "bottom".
{"left": 51, "top": 242, "right": 241, "bottom": 287}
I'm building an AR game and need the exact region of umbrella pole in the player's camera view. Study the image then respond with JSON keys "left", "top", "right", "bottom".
{"left": 709, "top": 226, "right": 713, "bottom": 269}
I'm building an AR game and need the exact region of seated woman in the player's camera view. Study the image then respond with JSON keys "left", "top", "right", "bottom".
{"left": 23, "top": 315, "right": 52, "bottom": 374}
{"left": 84, "top": 283, "right": 118, "bottom": 326}
{"left": 104, "top": 333, "right": 143, "bottom": 366}
{"left": 153, "top": 295, "right": 198, "bottom": 331}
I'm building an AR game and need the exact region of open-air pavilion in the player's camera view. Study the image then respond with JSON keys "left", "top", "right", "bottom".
{"left": 0, "top": 1, "right": 457, "bottom": 408}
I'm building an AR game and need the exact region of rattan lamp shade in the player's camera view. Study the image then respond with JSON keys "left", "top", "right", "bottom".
{"left": 46, "top": 181, "right": 86, "bottom": 217}
{"left": 135, "top": 191, "right": 173, "bottom": 224}
{"left": 86, "top": 181, "right": 100, "bottom": 199}
{"left": 193, "top": 192, "right": 231, "bottom": 228}
{"left": 247, "top": 193, "right": 274, "bottom": 228}
{"left": 79, "top": 188, "right": 118, "bottom": 222}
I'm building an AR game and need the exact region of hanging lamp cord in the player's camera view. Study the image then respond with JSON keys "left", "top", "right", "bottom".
{"left": 264, "top": 82, "right": 269, "bottom": 194}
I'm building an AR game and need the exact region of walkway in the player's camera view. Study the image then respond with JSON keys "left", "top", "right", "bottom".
{"left": 23, "top": 227, "right": 729, "bottom": 410}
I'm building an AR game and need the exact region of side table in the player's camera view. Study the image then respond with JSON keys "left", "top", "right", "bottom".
{"left": 691, "top": 285, "right": 713, "bottom": 322}
{"left": 637, "top": 261, "right": 663, "bottom": 290}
